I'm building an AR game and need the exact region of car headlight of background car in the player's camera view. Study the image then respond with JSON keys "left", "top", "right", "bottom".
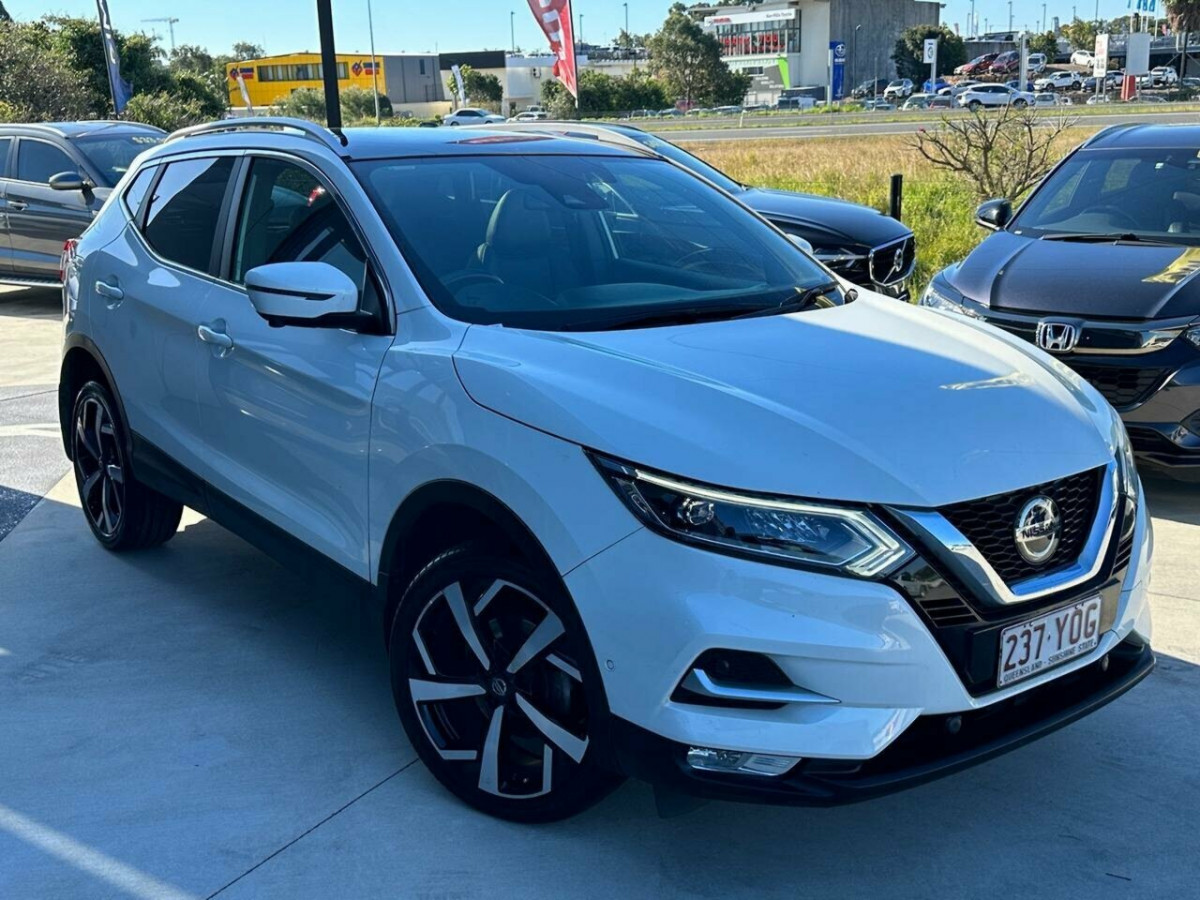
{"left": 591, "top": 454, "right": 912, "bottom": 578}
{"left": 1115, "top": 419, "right": 1140, "bottom": 504}
{"left": 1185, "top": 319, "right": 1200, "bottom": 351}
{"left": 920, "top": 277, "right": 984, "bottom": 319}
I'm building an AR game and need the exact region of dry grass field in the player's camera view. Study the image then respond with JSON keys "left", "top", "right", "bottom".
{"left": 684, "top": 126, "right": 1100, "bottom": 292}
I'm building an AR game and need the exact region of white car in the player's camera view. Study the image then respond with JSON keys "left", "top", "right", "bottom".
{"left": 1027, "top": 53, "right": 1048, "bottom": 74}
{"left": 59, "top": 117, "right": 1154, "bottom": 821}
{"left": 1070, "top": 49, "right": 1095, "bottom": 67}
{"left": 1140, "top": 66, "right": 1179, "bottom": 87}
{"left": 958, "top": 83, "right": 1036, "bottom": 109}
{"left": 1034, "top": 71, "right": 1081, "bottom": 92}
{"left": 940, "top": 80, "right": 980, "bottom": 98}
{"left": 443, "top": 107, "right": 506, "bottom": 126}
{"left": 1032, "top": 92, "right": 1071, "bottom": 107}
{"left": 509, "top": 111, "right": 549, "bottom": 122}
{"left": 883, "top": 78, "right": 914, "bottom": 100}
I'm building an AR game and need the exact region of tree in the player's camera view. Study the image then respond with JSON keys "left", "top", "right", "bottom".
{"left": 341, "top": 85, "right": 393, "bottom": 121}
{"left": 123, "top": 91, "right": 210, "bottom": 131}
{"left": 647, "top": 3, "right": 747, "bottom": 107}
{"left": 278, "top": 87, "right": 326, "bottom": 121}
{"left": 892, "top": 25, "right": 966, "bottom": 81}
{"left": 231, "top": 41, "right": 264, "bottom": 61}
{"left": 444, "top": 65, "right": 502, "bottom": 107}
{"left": 1028, "top": 31, "right": 1059, "bottom": 60}
{"left": 0, "top": 20, "right": 94, "bottom": 120}
{"left": 615, "top": 29, "right": 651, "bottom": 49}
{"left": 0, "top": 3, "right": 10, "bottom": 23}
{"left": 169, "top": 44, "right": 214, "bottom": 76}
{"left": 1060, "top": 18, "right": 1098, "bottom": 51}
{"left": 1167, "top": 3, "right": 1200, "bottom": 78}
{"left": 910, "top": 106, "right": 1077, "bottom": 200}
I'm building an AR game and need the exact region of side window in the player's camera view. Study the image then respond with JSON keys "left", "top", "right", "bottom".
{"left": 142, "top": 157, "right": 236, "bottom": 273}
{"left": 16, "top": 140, "right": 78, "bottom": 184}
{"left": 123, "top": 166, "right": 157, "bottom": 221}
{"left": 232, "top": 157, "right": 370, "bottom": 297}
{"left": 0, "top": 138, "right": 12, "bottom": 176}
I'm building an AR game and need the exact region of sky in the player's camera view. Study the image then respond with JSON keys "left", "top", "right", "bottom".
{"left": 11, "top": 1, "right": 1154, "bottom": 60}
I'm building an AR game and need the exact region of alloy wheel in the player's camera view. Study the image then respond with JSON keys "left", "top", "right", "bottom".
{"left": 406, "top": 576, "right": 590, "bottom": 800}
{"left": 73, "top": 395, "right": 125, "bottom": 539}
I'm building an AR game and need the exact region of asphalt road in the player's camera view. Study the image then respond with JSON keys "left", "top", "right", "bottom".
{"left": 0, "top": 288, "right": 1198, "bottom": 898}
{"left": 648, "top": 108, "right": 1200, "bottom": 142}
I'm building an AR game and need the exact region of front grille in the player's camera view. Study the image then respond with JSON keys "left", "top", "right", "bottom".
{"left": 1065, "top": 363, "right": 1165, "bottom": 409}
{"left": 916, "top": 595, "right": 979, "bottom": 627}
{"left": 826, "top": 255, "right": 870, "bottom": 287}
{"left": 940, "top": 467, "right": 1104, "bottom": 586}
{"left": 869, "top": 237, "right": 915, "bottom": 286}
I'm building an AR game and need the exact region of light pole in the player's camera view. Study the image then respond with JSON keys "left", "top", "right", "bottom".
{"left": 969, "top": 0, "right": 975, "bottom": 37}
{"left": 1042, "top": 3, "right": 1047, "bottom": 32}
{"left": 1008, "top": 1, "right": 1014, "bottom": 33}
{"left": 623, "top": 2, "right": 629, "bottom": 43}
{"left": 510, "top": 10, "right": 515, "bottom": 53}
{"left": 367, "top": 0, "right": 380, "bottom": 124}
{"left": 579, "top": 14, "right": 584, "bottom": 45}
{"left": 853, "top": 24, "right": 862, "bottom": 92}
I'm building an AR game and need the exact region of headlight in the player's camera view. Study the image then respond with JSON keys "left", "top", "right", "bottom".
{"left": 591, "top": 455, "right": 913, "bottom": 578}
{"left": 1115, "top": 419, "right": 1140, "bottom": 504}
{"left": 1185, "top": 323, "right": 1200, "bottom": 351}
{"left": 920, "top": 281, "right": 982, "bottom": 318}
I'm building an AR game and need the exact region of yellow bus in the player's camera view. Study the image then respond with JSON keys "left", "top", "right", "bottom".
{"left": 226, "top": 52, "right": 384, "bottom": 109}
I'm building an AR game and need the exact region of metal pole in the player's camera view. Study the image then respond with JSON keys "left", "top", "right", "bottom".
{"left": 1042, "top": 4, "right": 1046, "bottom": 32}
{"left": 316, "top": 0, "right": 342, "bottom": 132}
{"left": 889, "top": 174, "right": 903, "bottom": 221}
{"left": 511, "top": 10, "right": 516, "bottom": 52}
{"left": 853, "top": 25, "right": 861, "bottom": 93}
{"left": 970, "top": 0, "right": 975, "bottom": 37}
{"left": 1009, "top": 1, "right": 1014, "bottom": 33}
{"left": 580, "top": 14, "right": 584, "bottom": 45}
{"left": 367, "top": 0, "right": 381, "bottom": 124}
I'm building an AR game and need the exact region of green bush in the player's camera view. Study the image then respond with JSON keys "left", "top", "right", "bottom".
{"left": 122, "top": 91, "right": 211, "bottom": 131}
{"left": 341, "top": 86, "right": 393, "bottom": 120}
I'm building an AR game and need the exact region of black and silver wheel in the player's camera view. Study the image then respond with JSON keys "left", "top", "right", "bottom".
{"left": 389, "top": 546, "right": 620, "bottom": 821}
{"left": 71, "top": 381, "right": 182, "bottom": 551}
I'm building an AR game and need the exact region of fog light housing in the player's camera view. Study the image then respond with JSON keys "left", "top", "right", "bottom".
{"left": 685, "top": 747, "right": 801, "bottom": 777}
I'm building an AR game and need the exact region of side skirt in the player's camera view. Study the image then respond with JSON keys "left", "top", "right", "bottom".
{"left": 129, "top": 433, "right": 376, "bottom": 609}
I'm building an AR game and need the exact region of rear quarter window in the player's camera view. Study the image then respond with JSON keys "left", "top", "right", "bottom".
{"left": 123, "top": 166, "right": 158, "bottom": 221}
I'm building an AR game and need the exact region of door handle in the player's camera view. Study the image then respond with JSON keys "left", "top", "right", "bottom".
{"left": 94, "top": 280, "right": 123, "bottom": 301}
{"left": 7, "top": 200, "right": 27, "bottom": 211}
{"left": 197, "top": 323, "right": 234, "bottom": 350}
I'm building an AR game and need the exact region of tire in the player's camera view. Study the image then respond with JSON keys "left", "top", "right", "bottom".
{"left": 70, "top": 381, "right": 182, "bottom": 551}
{"left": 389, "top": 544, "right": 622, "bottom": 822}
{"left": 968, "top": 100, "right": 983, "bottom": 111}
{"left": 1012, "top": 99, "right": 1027, "bottom": 109}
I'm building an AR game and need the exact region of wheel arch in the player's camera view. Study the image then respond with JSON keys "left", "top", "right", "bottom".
{"left": 378, "top": 480, "right": 560, "bottom": 650}
{"left": 59, "top": 336, "right": 128, "bottom": 463}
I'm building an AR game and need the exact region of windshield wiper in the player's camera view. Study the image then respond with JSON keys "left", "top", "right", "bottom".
{"left": 731, "top": 281, "right": 845, "bottom": 319}
{"left": 1040, "top": 232, "right": 1175, "bottom": 245}
{"left": 558, "top": 303, "right": 771, "bottom": 332}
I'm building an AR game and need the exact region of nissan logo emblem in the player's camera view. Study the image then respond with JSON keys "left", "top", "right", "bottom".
{"left": 1014, "top": 496, "right": 1062, "bottom": 565}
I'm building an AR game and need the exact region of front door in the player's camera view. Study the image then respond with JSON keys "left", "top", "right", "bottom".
{"left": 8, "top": 138, "right": 103, "bottom": 280}
{"left": 0, "top": 136, "right": 13, "bottom": 274}
{"left": 196, "top": 156, "right": 393, "bottom": 578}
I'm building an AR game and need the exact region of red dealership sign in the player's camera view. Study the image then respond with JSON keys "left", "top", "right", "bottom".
{"left": 526, "top": 0, "right": 578, "bottom": 99}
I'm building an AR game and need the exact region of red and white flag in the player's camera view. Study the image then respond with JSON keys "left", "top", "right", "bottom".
{"left": 526, "top": 0, "right": 578, "bottom": 99}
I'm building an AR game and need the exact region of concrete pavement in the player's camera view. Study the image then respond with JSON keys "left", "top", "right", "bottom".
{"left": 1, "top": 289, "right": 1198, "bottom": 899}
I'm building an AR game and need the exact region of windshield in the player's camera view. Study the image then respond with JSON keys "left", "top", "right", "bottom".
{"left": 610, "top": 128, "right": 743, "bottom": 194}
{"left": 1012, "top": 147, "right": 1200, "bottom": 245}
{"left": 70, "top": 131, "right": 164, "bottom": 187}
{"left": 353, "top": 154, "right": 833, "bottom": 331}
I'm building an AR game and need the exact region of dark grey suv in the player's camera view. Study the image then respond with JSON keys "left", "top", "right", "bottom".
{"left": 1, "top": 122, "right": 164, "bottom": 286}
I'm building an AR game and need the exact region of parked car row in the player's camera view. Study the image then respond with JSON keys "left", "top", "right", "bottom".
{"left": 3, "top": 115, "right": 1179, "bottom": 824}
{"left": 955, "top": 51, "right": 1047, "bottom": 78}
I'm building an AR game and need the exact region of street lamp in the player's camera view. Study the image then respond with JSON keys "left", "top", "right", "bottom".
{"left": 1008, "top": 1, "right": 1014, "bottom": 33}
{"left": 510, "top": 10, "right": 515, "bottom": 53}
{"left": 853, "top": 24, "right": 862, "bottom": 93}
{"left": 623, "top": 2, "right": 629, "bottom": 44}
{"left": 1042, "top": 3, "right": 1047, "bottom": 32}
{"left": 367, "top": 0, "right": 380, "bottom": 124}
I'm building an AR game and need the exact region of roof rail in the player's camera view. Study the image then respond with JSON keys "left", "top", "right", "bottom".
{"left": 165, "top": 117, "right": 347, "bottom": 152}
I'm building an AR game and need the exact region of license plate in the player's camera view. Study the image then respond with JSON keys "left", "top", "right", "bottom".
{"left": 997, "top": 596, "right": 1103, "bottom": 688}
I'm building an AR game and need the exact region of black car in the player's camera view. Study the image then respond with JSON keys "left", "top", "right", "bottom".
{"left": 851, "top": 77, "right": 891, "bottom": 99}
{"left": 493, "top": 121, "right": 916, "bottom": 298}
{"left": 923, "top": 123, "right": 1200, "bottom": 478}
{"left": 0, "top": 121, "right": 165, "bottom": 286}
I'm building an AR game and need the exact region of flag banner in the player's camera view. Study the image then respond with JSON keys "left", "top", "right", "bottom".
{"left": 830, "top": 40, "right": 846, "bottom": 100}
{"left": 95, "top": 0, "right": 132, "bottom": 113}
{"left": 451, "top": 64, "right": 467, "bottom": 105}
{"left": 526, "top": 0, "right": 578, "bottom": 99}
{"left": 234, "top": 72, "right": 254, "bottom": 112}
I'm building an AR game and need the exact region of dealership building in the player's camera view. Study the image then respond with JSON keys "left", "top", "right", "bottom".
{"left": 688, "top": 0, "right": 942, "bottom": 102}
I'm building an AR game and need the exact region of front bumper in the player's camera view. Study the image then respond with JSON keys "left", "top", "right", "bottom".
{"left": 565, "top": 491, "right": 1153, "bottom": 803}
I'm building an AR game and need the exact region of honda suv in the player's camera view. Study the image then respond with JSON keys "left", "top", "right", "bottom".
{"left": 1, "top": 121, "right": 164, "bottom": 286}
{"left": 60, "top": 118, "right": 1153, "bottom": 821}
{"left": 923, "top": 124, "right": 1200, "bottom": 478}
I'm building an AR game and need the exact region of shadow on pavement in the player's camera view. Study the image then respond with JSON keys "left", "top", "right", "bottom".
{"left": 1142, "top": 472, "right": 1200, "bottom": 526}
{"left": 0, "top": 287, "right": 61, "bottom": 320}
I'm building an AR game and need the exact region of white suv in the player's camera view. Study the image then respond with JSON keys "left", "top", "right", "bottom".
{"left": 1034, "top": 71, "right": 1081, "bottom": 92}
{"left": 959, "top": 83, "right": 1035, "bottom": 109}
{"left": 59, "top": 118, "right": 1154, "bottom": 821}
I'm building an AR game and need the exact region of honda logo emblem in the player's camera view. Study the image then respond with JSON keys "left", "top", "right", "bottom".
{"left": 1036, "top": 321, "right": 1080, "bottom": 353}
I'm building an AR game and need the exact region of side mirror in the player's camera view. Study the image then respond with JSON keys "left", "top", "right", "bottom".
{"left": 787, "top": 233, "right": 815, "bottom": 255}
{"left": 245, "top": 262, "right": 361, "bottom": 328}
{"left": 49, "top": 171, "right": 93, "bottom": 192}
{"left": 975, "top": 198, "right": 1012, "bottom": 231}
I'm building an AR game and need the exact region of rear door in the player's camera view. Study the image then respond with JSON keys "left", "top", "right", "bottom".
{"left": 7, "top": 138, "right": 103, "bottom": 280}
{"left": 93, "top": 155, "right": 237, "bottom": 492}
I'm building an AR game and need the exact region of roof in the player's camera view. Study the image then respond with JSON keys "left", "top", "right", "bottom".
{"left": 0, "top": 121, "right": 165, "bottom": 138}
{"left": 1083, "top": 123, "right": 1200, "bottom": 150}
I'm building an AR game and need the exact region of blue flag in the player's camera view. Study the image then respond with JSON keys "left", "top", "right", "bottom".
{"left": 95, "top": 0, "right": 133, "bottom": 114}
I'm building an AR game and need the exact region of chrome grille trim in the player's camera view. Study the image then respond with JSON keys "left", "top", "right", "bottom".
{"left": 868, "top": 237, "right": 916, "bottom": 286}
{"left": 885, "top": 462, "right": 1119, "bottom": 607}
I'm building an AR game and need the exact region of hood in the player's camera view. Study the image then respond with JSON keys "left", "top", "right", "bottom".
{"left": 952, "top": 231, "right": 1200, "bottom": 320}
{"left": 453, "top": 297, "right": 1116, "bottom": 508}
{"left": 739, "top": 188, "right": 912, "bottom": 249}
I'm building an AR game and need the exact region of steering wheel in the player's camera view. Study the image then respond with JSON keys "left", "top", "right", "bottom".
{"left": 1078, "top": 205, "right": 1140, "bottom": 231}
{"left": 676, "top": 247, "right": 763, "bottom": 280}
{"left": 442, "top": 271, "right": 505, "bottom": 291}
